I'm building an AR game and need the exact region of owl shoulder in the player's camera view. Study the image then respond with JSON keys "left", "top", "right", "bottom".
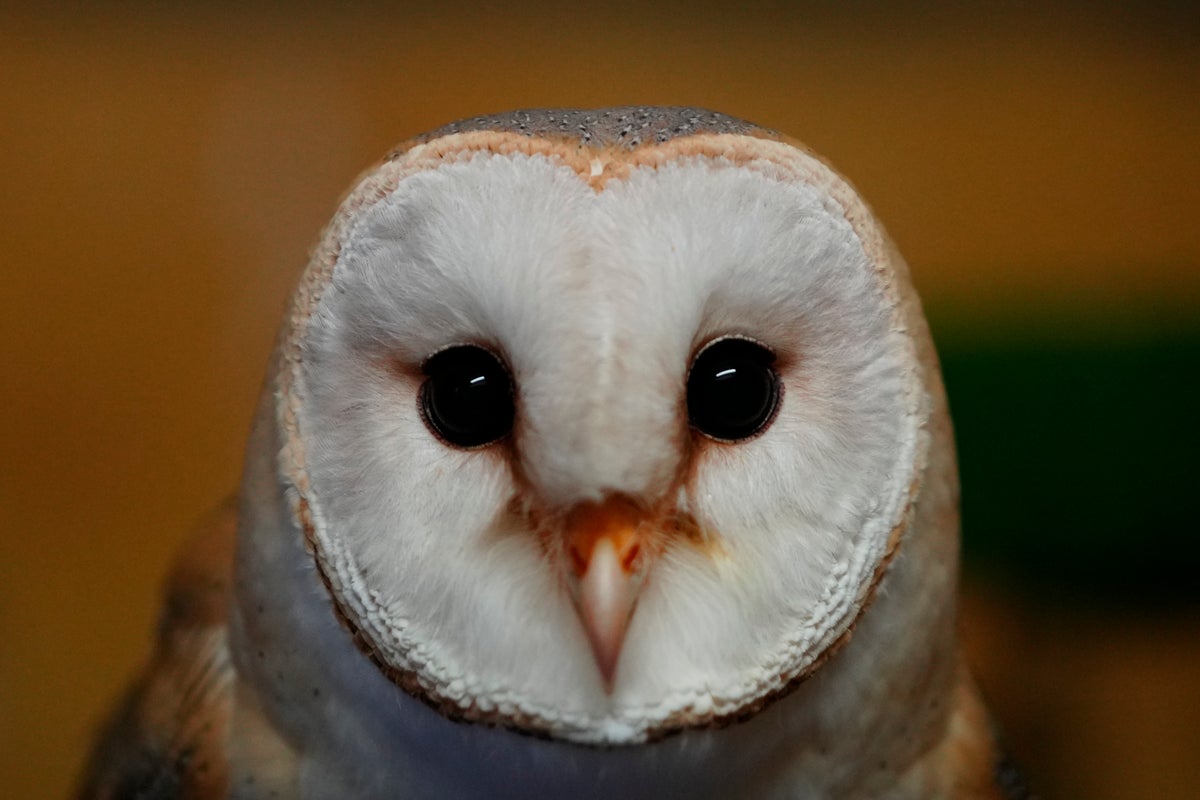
{"left": 76, "top": 501, "right": 237, "bottom": 800}
{"left": 928, "top": 662, "right": 1038, "bottom": 800}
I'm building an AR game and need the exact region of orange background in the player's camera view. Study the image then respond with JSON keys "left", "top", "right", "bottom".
{"left": 2, "top": 3, "right": 1197, "bottom": 798}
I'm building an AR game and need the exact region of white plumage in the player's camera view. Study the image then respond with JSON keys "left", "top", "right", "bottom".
{"left": 81, "top": 107, "right": 1022, "bottom": 800}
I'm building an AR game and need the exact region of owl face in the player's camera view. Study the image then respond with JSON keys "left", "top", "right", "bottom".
{"left": 277, "top": 112, "right": 927, "bottom": 744}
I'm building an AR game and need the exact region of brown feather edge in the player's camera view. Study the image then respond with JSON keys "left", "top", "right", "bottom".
{"left": 275, "top": 124, "right": 933, "bottom": 744}
{"left": 76, "top": 502, "right": 237, "bottom": 799}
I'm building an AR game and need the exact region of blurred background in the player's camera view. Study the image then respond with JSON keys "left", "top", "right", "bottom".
{"left": 2, "top": 2, "right": 1197, "bottom": 797}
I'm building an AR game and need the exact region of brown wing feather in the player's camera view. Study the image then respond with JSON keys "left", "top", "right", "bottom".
{"left": 920, "top": 662, "right": 1038, "bottom": 800}
{"left": 77, "top": 502, "right": 237, "bottom": 800}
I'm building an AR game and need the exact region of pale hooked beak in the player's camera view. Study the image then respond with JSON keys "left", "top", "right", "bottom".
{"left": 563, "top": 496, "right": 650, "bottom": 691}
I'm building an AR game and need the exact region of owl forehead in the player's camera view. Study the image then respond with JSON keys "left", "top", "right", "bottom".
{"left": 327, "top": 137, "right": 874, "bottom": 373}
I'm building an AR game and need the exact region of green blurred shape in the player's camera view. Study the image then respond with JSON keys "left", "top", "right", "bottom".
{"left": 936, "top": 319, "right": 1200, "bottom": 603}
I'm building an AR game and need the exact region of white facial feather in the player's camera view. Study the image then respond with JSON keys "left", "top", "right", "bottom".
{"left": 290, "top": 146, "right": 921, "bottom": 743}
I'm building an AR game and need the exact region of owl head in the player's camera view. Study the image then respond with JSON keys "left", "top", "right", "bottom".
{"left": 246, "top": 108, "right": 947, "bottom": 746}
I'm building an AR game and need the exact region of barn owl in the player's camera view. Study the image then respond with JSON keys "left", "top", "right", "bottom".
{"left": 79, "top": 107, "right": 1027, "bottom": 799}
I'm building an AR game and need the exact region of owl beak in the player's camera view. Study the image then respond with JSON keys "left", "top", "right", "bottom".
{"left": 563, "top": 497, "right": 648, "bottom": 691}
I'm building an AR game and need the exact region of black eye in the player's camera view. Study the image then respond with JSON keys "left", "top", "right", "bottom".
{"left": 687, "top": 337, "right": 781, "bottom": 442}
{"left": 420, "top": 345, "right": 515, "bottom": 448}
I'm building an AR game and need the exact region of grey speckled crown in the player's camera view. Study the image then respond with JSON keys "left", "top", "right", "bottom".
{"left": 417, "top": 106, "right": 766, "bottom": 150}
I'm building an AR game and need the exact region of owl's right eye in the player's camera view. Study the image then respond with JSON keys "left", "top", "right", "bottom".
{"left": 420, "top": 345, "right": 516, "bottom": 448}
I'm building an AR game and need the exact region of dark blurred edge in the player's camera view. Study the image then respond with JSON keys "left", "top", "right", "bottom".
{"left": 931, "top": 297, "right": 1200, "bottom": 608}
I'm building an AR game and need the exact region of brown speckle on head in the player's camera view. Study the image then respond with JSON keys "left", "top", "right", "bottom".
{"left": 381, "top": 107, "right": 797, "bottom": 190}
{"left": 404, "top": 106, "right": 769, "bottom": 154}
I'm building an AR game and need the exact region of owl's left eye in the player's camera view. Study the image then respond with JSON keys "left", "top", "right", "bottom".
{"left": 420, "top": 345, "right": 516, "bottom": 448}
{"left": 687, "top": 337, "right": 781, "bottom": 442}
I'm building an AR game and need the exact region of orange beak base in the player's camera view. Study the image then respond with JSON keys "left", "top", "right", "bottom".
{"left": 563, "top": 497, "right": 648, "bottom": 690}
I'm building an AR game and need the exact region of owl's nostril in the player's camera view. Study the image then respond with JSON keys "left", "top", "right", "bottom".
{"left": 569, "top": 543, "right": 589, "bottom": 576}
{"left": 620, "top": 542, "right": 641, "bottom": 571}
